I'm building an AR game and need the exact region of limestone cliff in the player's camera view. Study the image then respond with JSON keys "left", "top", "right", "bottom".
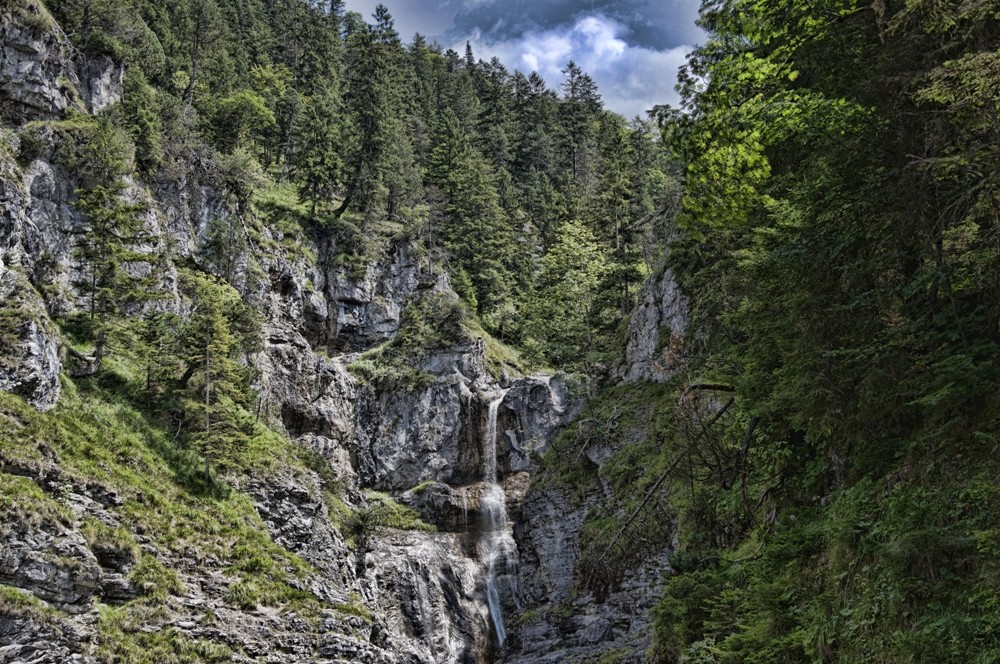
{"left": 0, "top": 6, "right": 579, "bottom": 662}
{"left": 0, "top": 4, "right": 695, "bottom": 663}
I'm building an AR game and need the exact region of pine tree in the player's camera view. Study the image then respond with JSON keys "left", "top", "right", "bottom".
{"left": 559, "top": 61, "right": 602, "bottom": 184}
{"left": 426, "top": 112, "right": 515, "bottom": 322}
{"left": 338, "top": 9, "right": 416, "bottom": 220}
{"left": 179, "top": 272, "right": 257, "bottom": 477}
{"left": 292, "top": 85, "right": 346, "bottom": 217}
{"left": 526, "top": 219, "right": 607, "bottom": 370}
{"left": 590, "top": 114, "right": 647, "bottom": 315}
{"left": 70, "top": 118, "right": 157, "bottom": 376}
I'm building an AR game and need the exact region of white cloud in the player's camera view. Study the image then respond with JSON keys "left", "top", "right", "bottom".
{"left": 463, "top": 14, "right": 691, "bottom": 118}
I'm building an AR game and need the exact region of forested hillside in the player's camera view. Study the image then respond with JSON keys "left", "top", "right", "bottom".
{"left": 34, "top": 0, "right": 677, "bottom": 373}
{"left": 1, "top": 0, "right": 998, "bottom": 662}
{"left": 0, "top": 0, "right": 674, "bottom": 661}
{"left": 610, "top": 0, "right": 999, "bottom": 661}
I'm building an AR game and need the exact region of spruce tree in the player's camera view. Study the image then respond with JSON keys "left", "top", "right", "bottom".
{"left": 179, "top": 272, "right": 257, "bottom": 477}
{"left": 70, "top": 118, "right": 157, "bottom": 376}
{"left": 426, "top": 112, "right": 515, "bottom": 322}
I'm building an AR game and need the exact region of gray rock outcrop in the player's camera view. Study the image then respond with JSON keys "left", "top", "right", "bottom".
{"left": 0, "top": 2, "right": 122, "bottom": 123}
{"left": 0, "top": 265, "right": 60, "bottom": 410}
{"left": 615, "top": 264, "right": 690, "bottom": 384}
{"left": 0, "top": 7, "right": 599, "bottom": 663}
{"left": 504, "top": 481, "right": 675, "bottom": 662}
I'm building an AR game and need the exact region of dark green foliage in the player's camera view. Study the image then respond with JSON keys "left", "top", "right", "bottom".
{"left": 637, "top": 0, "right": 1000, "bottom": 661}
{"left": 292, "top": 85, "right": 345, "bottom": 216}
{"left": 426, "top": 111, "right": 516, "bottom": 322}
{"left": 524, "top": 219, "right": 607, "bottom": 371}
{"left": 117, "top": 68, "right": 164, "bottom": 174}
{"left": 68, "top": 116, "right": 161, "bottom": 375}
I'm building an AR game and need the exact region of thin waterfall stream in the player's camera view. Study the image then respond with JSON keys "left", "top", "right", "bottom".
{"left": 480, "top": 389, "right": 515, "bottom": 646}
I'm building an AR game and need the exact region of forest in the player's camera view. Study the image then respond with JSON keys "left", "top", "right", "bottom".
{"left": 39, "top": 0, "right": 678, "bottom": 376}
{"left": 0, "top": 0, "right": 998, "bottom": 661}
{"left": 637, "top": 0, "right": 1000, "bottom": 661}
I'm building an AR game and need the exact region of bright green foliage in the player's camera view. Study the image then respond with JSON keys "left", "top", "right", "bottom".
{"left": 212, "top": 89, "right": 276, "bottom": 152}
{"left": 176, "top": 271, "right": 258, "bottom": 476}
{"left": 525, "top": 220, "right": 608, "bottom": 371}
{"left": 638, "top": 0, "right": 1000, "bottom": 661}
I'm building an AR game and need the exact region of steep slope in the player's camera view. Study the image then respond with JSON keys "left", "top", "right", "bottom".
{"left": 0, "top": 6, "right": 579, "bottom": 662}
{"left": 500, "top": 261, "right": 691, "bottom": 663}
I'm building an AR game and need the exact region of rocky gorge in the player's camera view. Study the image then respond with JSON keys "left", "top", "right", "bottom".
{"left": 0, "top": 4, "right": 689, "bottom": 663}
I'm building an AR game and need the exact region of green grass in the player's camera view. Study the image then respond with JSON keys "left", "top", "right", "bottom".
{"left": 0, "top": 584, "right": 57, "bottom": 620}
{"left": 251, "top": 181, "right": 316, "bottom": 264}
{"left": 333, "top": 592, "right": 373, "bottom": 623}
{"left": 96, "top": 604, "right": 233, "bottom": 664}
{"left": 462, "top": 316, "right": 538, "bottom": 378}
{"left": 0, "top": 472, "right": 72, "bottom": 528}
{"left": 364, "top": 491, "right": 436, "bottom": 532}
{"left": 0, "top": 355, "right": 330, "bottom": 626}
{"left": 335, "top": 490, "right": 436, "bottom": 550}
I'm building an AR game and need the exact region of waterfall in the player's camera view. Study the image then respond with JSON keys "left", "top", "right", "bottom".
{"left": 480, "top": 389, "right": 515, "bottom": 647}
{"left": 483, "top": 392, "right": 507, "bottom": 483}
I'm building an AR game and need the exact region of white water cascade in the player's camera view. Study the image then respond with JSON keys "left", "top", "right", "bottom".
{"left": 480, "top": 389, "right": 516, "bottom": 646}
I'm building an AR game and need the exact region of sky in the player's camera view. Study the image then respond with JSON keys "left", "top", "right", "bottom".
{"left": 343, "top": 0, "right": 705, "bottom": 119}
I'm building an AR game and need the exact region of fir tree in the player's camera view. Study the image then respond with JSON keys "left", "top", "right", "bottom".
{"left": 70, "top": 118, "right": 158, "bottom": 376}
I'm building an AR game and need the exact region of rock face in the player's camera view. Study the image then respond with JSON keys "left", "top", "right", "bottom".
{"left": 0, "top": 2, "right": 122, "bottom": 122}
{"left": 500, "top": 260, "right": 691, "bottom": 662}
{"left": 364, "top": 530, "right": 487, "bottom": 664}
{"left": 615, "top": 264, "right": 690, "bottom": 384}
{"left": 496, "top": 374, "right": 575, "bottom": 475}
{"left": 504, "top": 483, "right": 674, "bottom": 663}
{"left": 0, "top": 9, "right": 588, "bottom": 664}
{"left": 0, "top": 526, "right": 102, "bottom": 613}
{"left": 0, "top": 264, "right": 60, "bottom": 410}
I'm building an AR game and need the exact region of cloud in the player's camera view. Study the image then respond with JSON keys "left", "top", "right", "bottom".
{"left": 463, "top": 14, "right": 692, "bottom": 117}
{"left": 449, "top": 0, "right": 703, "bottom": 51}
{"left": 343, "top": 0, "right": 702, "bottom": 117}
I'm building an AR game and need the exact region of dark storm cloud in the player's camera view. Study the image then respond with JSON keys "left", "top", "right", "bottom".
{"left": 447, "top": 0, "right": 703, "bottom": 52}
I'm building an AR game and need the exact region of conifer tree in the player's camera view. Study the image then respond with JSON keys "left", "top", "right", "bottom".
{"left": 526, "top": 219, "right": 607, "bottom": 370}
{"left": 292, "top": 85, "right": 346, "bottom": 217}
{"left": 426, "top": 112, "right": 515, "bottom": 321}
{"left": 70, "top": 118, "right": 157, "bottom": 376}
{"left": 338, "top": 7, "right": 416, "bottom": 220}
{"left": 559, "top": 61, "right": 602, "bottom": 184}
{"left": 179, "top": 272, "right": 258, "bottom": 476}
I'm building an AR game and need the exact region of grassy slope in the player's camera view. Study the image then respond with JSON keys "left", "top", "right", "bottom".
{"left": 0, "top": 346, "right": 363, "bottom": 661}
